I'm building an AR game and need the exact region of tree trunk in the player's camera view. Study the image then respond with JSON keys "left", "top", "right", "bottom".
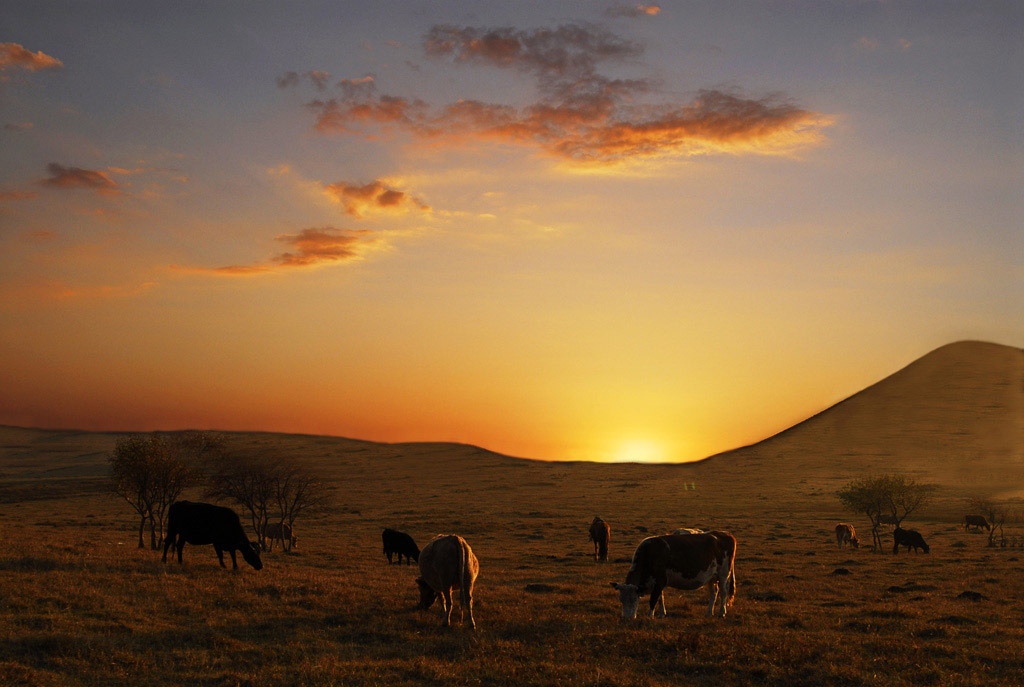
{"left": 138, "top": 514, "right": 146, "bottom": 549}
{"left": 149, "top": 514, "right": 159, "bottom": 550}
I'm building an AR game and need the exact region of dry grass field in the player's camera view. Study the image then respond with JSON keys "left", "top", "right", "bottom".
{"left": 2, "top": 341, "right": 1023, "bottom": 686}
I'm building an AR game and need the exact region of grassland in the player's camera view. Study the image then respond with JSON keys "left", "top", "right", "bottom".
{"left": 2, "top": 424, "right": 1023, "bottom": 687}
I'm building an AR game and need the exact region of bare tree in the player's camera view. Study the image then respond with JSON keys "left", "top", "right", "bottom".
{"left": 838, "top": 474, "right": 934, "bottom": 553}
{"left": 884, "top": 474, "right": 934, "bottom": 526}
{"left": 271, "top": 460, "right": 330, "bottom": 552}
{"left": 109, "top": 436, "right": 154, "bottom": 548}
{"left": 108, "top": 433, "right": 205, "bottom": 549}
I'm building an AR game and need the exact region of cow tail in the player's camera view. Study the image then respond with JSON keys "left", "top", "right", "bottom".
{"left": 725, "top": 537, "right": 737, "bottom": 603}
{"left": 459, "top": 538, "right": 469, "bottom": 607}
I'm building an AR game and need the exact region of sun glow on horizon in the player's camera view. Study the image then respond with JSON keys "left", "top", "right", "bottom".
{"left": 613, "top": 439, "right": 667, "bottom": 464}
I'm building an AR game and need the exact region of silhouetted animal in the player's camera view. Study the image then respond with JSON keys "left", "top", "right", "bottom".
{"left": 835, "top": 523, "right": 860, "bottom": 549}
{"left": 265, "top": 522, "right": 297, "bottom": 551}
{"left": 962, "top": 515, "right": 991, "bottom": 531}
{"left": 162, "top": 501, "right": 262, "bottom": 571}
{"left": 416, "top": 534, "right": 479, "bottom": 630}
{"left": 589, "top": 517, "right": 611, "bottom": 562}
{"left": 893, "top": 527, "right": 930, "bottom": 554}
{"left": 673, "top": 527, "right": 704, "bottom": 535}
{"left": 382, "top": 528, "right": 419, "bottom": 564}
{"left": 611, "top": 531, "right": 736, "bottom": 619}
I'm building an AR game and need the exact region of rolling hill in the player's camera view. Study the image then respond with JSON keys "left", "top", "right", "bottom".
{"left": 1, "top": 340, "right": 1021, "bottom": 505}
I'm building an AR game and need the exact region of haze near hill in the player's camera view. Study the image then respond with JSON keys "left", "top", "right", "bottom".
{"left": 705, "top": 341, "right": 1024, "bottom": 496}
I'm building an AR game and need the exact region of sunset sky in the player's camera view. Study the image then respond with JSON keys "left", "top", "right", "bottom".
{"left": 1, "top": 1, "right": 1021, "bottom": 463}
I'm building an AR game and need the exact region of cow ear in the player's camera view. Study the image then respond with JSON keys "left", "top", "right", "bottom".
{"left": 610, "top": 582, "right": 620, "bottom": 589}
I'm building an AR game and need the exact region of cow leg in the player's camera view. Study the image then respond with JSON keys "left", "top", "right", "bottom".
{"left": 176, "top": 538, "right": 185, "bottom": 564}
{"left": 229, "top": 549, "right": 238, "bottom": 570}
{"left": 648, "top": 581, "right": 666, "bottom": 619}
{"left": 162, "top": 535, "right": 174, "bottom": 563}
{"left": 462, "top": 586, "right": 476, "bottom": 631}
{"left": 705, "top": 582, "right": 720, "bottom": 617}
{"left": 386, "top": 550, "right": 393, "bottom": 564}
{"left": 654, "top": 592, "right": 667, "bottom": 619}
{"left": 441, "top": 589, "right": 454, "bottom": 626}
{"left": 214, "top": 544, "right": 226, "bottom": 568}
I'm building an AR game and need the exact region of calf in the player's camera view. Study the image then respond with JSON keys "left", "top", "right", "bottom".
{"left": 162, "top": 501, "right": 262, "bottom": 571}
{"left": 962, "top": 515, "right": 991, "bottom": 531}
{"left": 416, "top": 534, "right": 479, "bottom": 630}
{"left": 611, "top": 531, "right": 737, "bottom": 619}
{"left": 382, "top": 528, "right": 420, "bottom": 564}
{"left": 589, "top": 517, "right": 611, "bottom": 562}
{"left": 893, "top": 527, "right": 930, "bottom": 554}
{"left": 265, "top": 522, "right": 297, "bottom": 552}
{"left": 835, "top": 523, "right": 860, "bottom": 549}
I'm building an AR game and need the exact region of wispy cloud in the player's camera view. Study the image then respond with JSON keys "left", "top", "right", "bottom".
{"left": 0, "top": 188, "right": 37, "bottom": 202}
{"left": 0, "top": 43, "right": 63, "bottom": 71}
{"left": 180, "top": 228, "right": 380, "bottom": 276}
{"left": 606, "top": 4, "right": 661, "bottom": 18}
{"left": 3, "top": 122, "right": 33, "bottom": 131}
{"left": 323, "top": 179, "right": 430, "bottom": 218}
{"left": 276, "top": 70, "right": 333, "bottom": 91}
{"left": 299, "top": 23, "right": 831, "bottom": 165}
{"left": 38, "top": 163, "right": 120, "bottom": 195}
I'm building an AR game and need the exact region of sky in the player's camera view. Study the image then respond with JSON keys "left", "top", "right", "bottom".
{"left": 1, "top": 1, "right": 1021, "bottom": 463}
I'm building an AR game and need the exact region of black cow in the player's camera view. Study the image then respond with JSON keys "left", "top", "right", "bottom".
{"left": 962, "top": 515, "right": 991, "bottom": 531}
{"left": 162, "top": 501, "right": 263, "bottom": 570}
{"left": 893, "top": 527, "right": 930, "bottom": 554}
{"left": 383, "top": 528, "right": 420, "bottom": 564}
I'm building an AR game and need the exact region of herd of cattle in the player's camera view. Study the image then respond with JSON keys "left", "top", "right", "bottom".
{"left": 159, "top": 500, "right": 1001, "bottom": 630}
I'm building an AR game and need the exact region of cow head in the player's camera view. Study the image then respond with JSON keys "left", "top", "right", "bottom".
{"left": 850, "top": 536, "right": 860, "bottom": 549}
{"left": 610, "top": 582, "right": 641, "bottom": 620}
{"left": 416, "top": 578, "right": 437, "bottom": 609}
{"left": 241, "top": 542, "right": 263, "bottom": 571}
{"left": 921, "top": 541, "right": 930, "bottom": 554}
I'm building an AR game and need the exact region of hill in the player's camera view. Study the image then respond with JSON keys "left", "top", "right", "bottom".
{"left": 1, "top": 340, "right": 1021, "bottom": 506}
{"left": 702, "top": 340, "right": 1024, "bottom": 497}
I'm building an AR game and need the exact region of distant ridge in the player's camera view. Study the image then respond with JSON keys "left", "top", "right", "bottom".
{"left": 702, "top": 341, "right": 1024, "bottom": 493}
{"left": 2, "top": 341, "right": 1022, "bottom": 498}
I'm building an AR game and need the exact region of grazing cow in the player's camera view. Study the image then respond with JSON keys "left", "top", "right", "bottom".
{"left": 893, "top": 527, "right": 930, "bottom": 554}
{"left": 673, "top": 528, "right": 704, "bottom": 535}
{"left": 382, "top": 528, "right": 420, "bottom": 564}
{"left": 416, "top": 534, "right": 479, "bottom": 630}
{"left": 962, "top": 515, "right": 991, "bottom": 531}
{"left": 835, "top": 523, "right": 860, "bottom": 549}
{"left": 265, "top": 522, "right": 297, "bottom": 552}
{"left": 611, "top": 531, "right": 737, "bottom": 619}
{"left": 589, "top": 517, "right": 611, "bottom": 562}
{"left": 162, "top": 501, "right": 262, "bottom": 571}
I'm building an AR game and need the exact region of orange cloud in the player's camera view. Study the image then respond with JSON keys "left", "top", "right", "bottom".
{"left": 4, "top": 122, "right": 33, "bottom": 131}
{"left": 606, "top": 4, "right": 662, "bottom": 18}
{"left": 323, "top": 180, "right": 430, "bottom": 218}
{"left": 299, "top": 23, "right": 831, "bottom": 164}
{"left": 182, "top": 228, "right": 379, "bottom": 276}
{"left": 38, "top": 163, "right": 120, "bottom": 194}
{"left": 0, "top": 43, "right": 63, "bottom": 71}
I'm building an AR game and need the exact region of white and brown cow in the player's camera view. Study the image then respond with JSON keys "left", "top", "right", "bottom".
{"left": 673, "top": 527, "right": 704, "bottom": 535}
{"left": 835, "top": 523, "right": 860, "bottom": 549}
{"left": 611, "top": 531, "right": 737, "bottom": 620}
{"left": 416, "top": 534, "right": 479, "bottom": 630}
